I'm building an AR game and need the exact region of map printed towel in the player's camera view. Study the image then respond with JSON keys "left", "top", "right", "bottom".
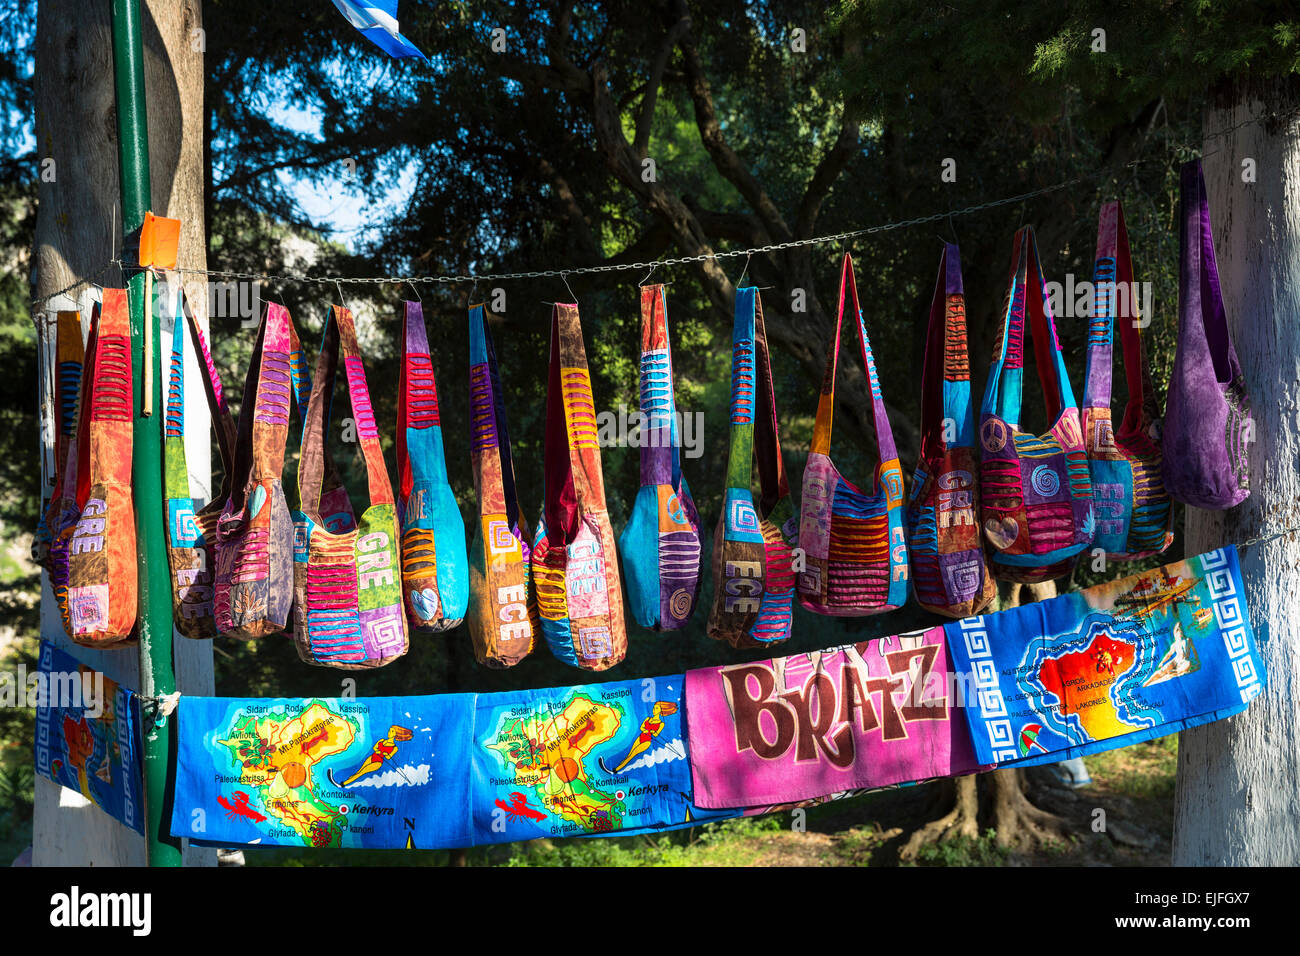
{"left": 33, "top": 640, "right": 143, "bottom": 834}
{"left": 684, "top": 627, "right": 986, "bottom": 809}
{"left": 170, "top": 694, "right": 475, "bottom": 849}
{"left": 946, "top": 546, "right": 1264, "bottom": 767}
{"left": 470, "top": 675, "right": 732, "bottom": 845}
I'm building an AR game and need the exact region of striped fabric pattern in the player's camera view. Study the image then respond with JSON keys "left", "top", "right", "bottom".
{"left": 396, "top": 300, "right": 467, "bottom": 635}
{"left": 617, "top": 285, "right": 704, "bottom": 631}
{"left": 292, "top": 305, "right": 408, "bottom": 669}
{"left": 1081, "top": 200, "right": 1174, "bottom": 560}
{"left": 163, "top": 287, "right": 238, "bottom": 639}
{"left": 707, "top": 287, "right": 798, "bottom": 649}
{"left": 798, "top": 253, "right": 908, "bottom": 616}
{"left": 979, "top": 227, "right": 1095, "bottom": 583}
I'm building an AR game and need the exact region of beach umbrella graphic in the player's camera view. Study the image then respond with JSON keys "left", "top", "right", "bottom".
{"left": 1018, "top": 724, "right": 1049, "bottom": 757}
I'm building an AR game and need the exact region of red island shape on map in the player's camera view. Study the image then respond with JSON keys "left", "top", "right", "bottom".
{"left": 1035, "top": 633, "right": 1138, "bottom": 741}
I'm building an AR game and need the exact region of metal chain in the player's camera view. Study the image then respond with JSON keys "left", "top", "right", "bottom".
{"left": 28, "top": 104, "right": 1300, "bottom": 309}
{"left": 1234, "top": 526, "right": 1300, "bottom": 550}
{"left": 27, "top": 175, "right": 1095, "bottom": 304}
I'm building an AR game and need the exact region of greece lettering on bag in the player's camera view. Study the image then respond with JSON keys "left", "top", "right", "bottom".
{"left": 52, "top": 289, "right": 137, "bottom": 647}
{"left": 706, "top": 287, "right": 797, "bottom": 649}
{"left": 292, "top": 305, "right": 408, "bottom": 668}
{"left": 465, "top": 303, "right": 538, "bottom": 667}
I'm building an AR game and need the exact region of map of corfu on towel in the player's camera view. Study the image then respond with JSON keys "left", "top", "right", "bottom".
{"left": 171, "top": 694, "right": 475, "bottom": 849}
{"left": 471, "top": 675, "right": 734, "bottom": 844}
{"left": 947, "top": 546, "right": 1264, "bottom": 767}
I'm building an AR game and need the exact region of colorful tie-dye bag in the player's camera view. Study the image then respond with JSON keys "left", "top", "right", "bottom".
{"left": 617, "top": 284, "right": 703, "bottom": 631}
{"left": 51, "top": 289, "right": 137, "bottom": 647}
{"left": 213, "top": 301, "right": 296, "bottom": 639}
{"left": 397, "top": 300, "right": 468, "bottom": 633}
{"left": 35, "top": 310, "right": 84, "bottom": 572}
{"left": 906, "top": 243, "right": 996, "bottom": 617}
{"left": 466, "top": 304, "right": 537, "bottom": 668}
{"left": 1162, "top": 159, "right": 1254, "bottom": 510}
{"left": 533, "top": 303, "right": 627, "bottom": 671}
{"left": 979, "top": 226, "right": 1095, "bottom": 582}
{"left": 1082, "top": 201, "right": 1174, "bottom": 560}
{"left": 797, "top": 253, "right": 908, "bottom": 615}
{"left": 163, "top": 287, "right": 238, "bottom": 638}
{"left": 707, "top": 287, "right": 797, "bottom": 649}
{"left": 293, "top": 305, "right": 408, "bottom": 668}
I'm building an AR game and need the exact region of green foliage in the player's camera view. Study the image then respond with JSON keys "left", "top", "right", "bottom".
{"left": 904, "top": 828, "right": 1010, "bottom": 867}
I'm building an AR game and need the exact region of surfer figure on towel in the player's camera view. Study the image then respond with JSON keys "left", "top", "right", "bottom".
{"left": 599, "top": 702, "right": 677, "bottom": 775}
{"left": 329, "top": 725, "right": 413, "bottom": 787}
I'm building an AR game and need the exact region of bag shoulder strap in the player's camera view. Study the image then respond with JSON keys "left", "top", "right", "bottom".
{"left": 164, "top": 285, "right": 237, "bottom": 496}
{"left": 51, "top": 310, "right": 85, "bottom": 497}
{"left": 83, "top": 289, "right": 132, "bottom": 496}
{"left": 637, "top": 284, "right": 680, "bottom": 487}
{"left": 752, "top": 290, "right": 789, "bottom": 516}
{"left": 725, "top": 288, "right": 758, "bottom": 492}
{"left": 398, "top": 300, "right": 447, "bottom": 501}
{"left": 919, "top": 243, "right": 971, "bottom": 460}
{"left": 469, "top": 304, "right": 525, "bottom": 526}
{"left": 1181, "top": 159, "right": 1242, "bottom": 386}
{"left": 543, "top": 303, "right": 605, "bottom": 542}
{"left": 229, "top": 301, "right": 292, "bottom": 513}
{"left": 69, "top": 304, "right": 100, "bottom": 508}
{"left": 811, "top": 253, "right": 897, "bottom": 464}
{"left": 300, "top": 305, "right": 393, "bottom": 516}
{"left": 1085, "top": 201, "right": 1157, "bottom": 435}
{"left": 989, "top": 226, "right": 1072, "bottom": 426}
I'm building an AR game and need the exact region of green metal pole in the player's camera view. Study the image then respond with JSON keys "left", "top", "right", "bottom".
{"left": 110, "top": 0, "right": 181, "bottom": 868}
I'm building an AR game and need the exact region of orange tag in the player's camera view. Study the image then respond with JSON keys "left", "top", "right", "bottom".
{"left": 139, "top": 211, "right": 181, "bottom": 269}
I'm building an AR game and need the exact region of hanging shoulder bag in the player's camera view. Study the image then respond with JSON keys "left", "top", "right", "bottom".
{"left": 467, "top": 304, "right": 537, "bottom": 667}
{"left": 533, "top": 303, "right": 627, "bottom": 671}
{"left": 397, "top": 299, "right": 468, "bottom": 632}
{"left": 293, "top": 305, "right": 408, "bottom": 668}
{"left": 797, "top": 253, "right": 908, "bottom": 615}
{"left": 979, "top": 226, "right": 1094, "bottom": 582}
{"left": 213, "top": 301, "right": 296, "bottom": 639}
{"left": 1162, "top": 159, "right": 1253, "bottom": 509}
{"left": 1082, "top": 200, "right": 1174, "bottom": 559}
{"left": 35, "top": 310, "right": 85, "bottom": 572}
{"left": 52, "top": 289, "right": 136, "bottom": 646}
{"left": 617, "top": 284, "right": 703, "bottom": 630}
{"left": 906, "top": 243, "right": 996, "bottom": 617}
{"left": 707, "top": 287, "right": 797, "bottom": 649}
{"left": 163, "top": 286, "right": 238, "bottom": 637}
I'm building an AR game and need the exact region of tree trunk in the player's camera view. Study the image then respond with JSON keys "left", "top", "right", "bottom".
{"left": 1173, "top": 83, "right": 1300, "bottom": 866}
{"left": 31, "top": 0, "right": 214, "bottom": 867}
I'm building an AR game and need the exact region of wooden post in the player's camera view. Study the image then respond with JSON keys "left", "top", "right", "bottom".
{"left": 1174, "top": 84, "right": 1300, "bottom": 865}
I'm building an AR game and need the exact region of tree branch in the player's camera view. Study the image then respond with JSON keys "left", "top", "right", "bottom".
{"left": 674, "top": 0, "right": 791, "bottom": 242}
{"left": 633, "top": 13, "right": 690, "bottom": 159}
{"left": 795, "top": 103, "right": 862, "bottom": 238}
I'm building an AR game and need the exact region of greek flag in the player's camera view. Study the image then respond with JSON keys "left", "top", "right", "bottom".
{"left": 331, "top": 0, "right": 428, "bottom": 61}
